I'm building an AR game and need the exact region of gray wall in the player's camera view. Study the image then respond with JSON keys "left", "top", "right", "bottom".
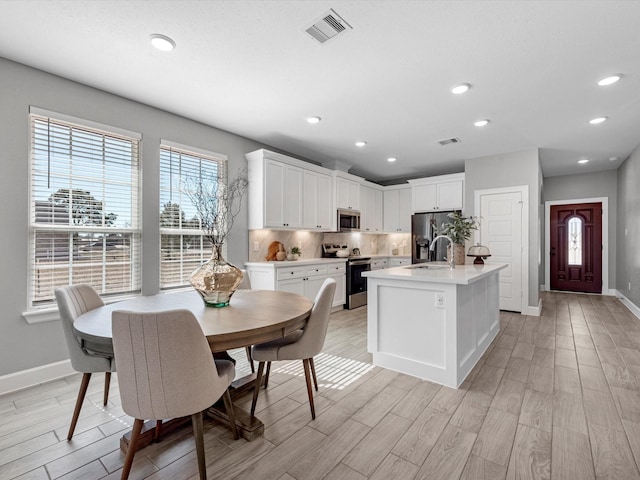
{"left": 464, "top": 149, "right": 542, "bottom": 310}
{"left": 617, "top": 144, "right": 640, "bottom": 307}
{"left": 543, "top": 170, "right": 618, "bottom": 290}
{"left": 0, "top": 58, "right": 270, "bottom": 376}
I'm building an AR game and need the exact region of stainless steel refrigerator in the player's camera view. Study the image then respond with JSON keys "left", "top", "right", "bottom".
{"left": 411, "top": 211, "right": 458, "bottom": 264}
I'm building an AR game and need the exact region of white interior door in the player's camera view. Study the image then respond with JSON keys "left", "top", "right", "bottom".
{"left": 478, "top": 190, "right": 523, "bottom": 312}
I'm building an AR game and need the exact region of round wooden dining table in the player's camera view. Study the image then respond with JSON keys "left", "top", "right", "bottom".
{"left": 73, "top": 289, "right": 313, "bottom": 352}
{"left": 73, "top": 288, "right": 313, "bottom": 446}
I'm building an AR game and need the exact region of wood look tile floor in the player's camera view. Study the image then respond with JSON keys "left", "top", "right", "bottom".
{"left": 3, "top": 292, "right": 640, "bottom": 479}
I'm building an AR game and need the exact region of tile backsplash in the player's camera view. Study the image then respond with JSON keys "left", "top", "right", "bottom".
{"left": 248, "top": 230, "right": 411, "bottom": 262}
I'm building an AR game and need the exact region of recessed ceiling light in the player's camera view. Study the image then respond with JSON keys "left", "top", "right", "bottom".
{"left": 609, "top": 156, "right": 618, "bottom": 162}
{"left": 589, "top": 116, "right": 608, "bottom": 125}
{"left": 387, "top": 157, "right": 397, "bottom": 163}
{"left": 598, "top": 75, "right": 621, "bottom": 86}
{"left": 578, "top": 159, "right": 589, "bottom": 164}
{"left": 451, "top": 83, "right": 471, "bottom": 95}
{"left": 150, "top": 34, "right": 176, "bottom": 51}
{"left": 306, "top": 116, "right": 321, "bottom": 124}
{"left": 355, "top": 141, "right": 367, "bottom": 147}
{"left": 474, "top": 119, "right": 490, "bottom": 127}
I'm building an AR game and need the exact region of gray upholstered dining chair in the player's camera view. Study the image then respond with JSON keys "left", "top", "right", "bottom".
{"left": 238, "top": 269, "right": 255, "bottom": 372}
{"left": 55, "top": 284, "right": 115, "bottom": 441}
{"left": 250, "top": 278, "right": 336, "bottom": 420}
{"left": 112, "top": 309, "right": 237, "bottom": 480}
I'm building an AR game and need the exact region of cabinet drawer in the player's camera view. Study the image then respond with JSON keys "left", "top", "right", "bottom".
{"left": 276, "top": 266, "right": 307, "bottom": 280}
{"left": 371, "top": 259, "right": 388, "bottom": 269}
{"left": 327, "top": 263, "right": 346, "bottom": 274}
{"left": 304, "top": 265, "right": 328, "bottom": 277}
{"left": 389, "top": 258, "right": 410, "bottom": 267}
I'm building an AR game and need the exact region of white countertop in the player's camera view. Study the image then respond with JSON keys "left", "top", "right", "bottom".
{"left": 363, "top": 262, "right": 507, "bottom": 285}
{"left": 245, "top": 258, "right": 347, "bottom": 267}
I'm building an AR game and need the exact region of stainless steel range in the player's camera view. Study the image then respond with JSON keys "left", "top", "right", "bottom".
{"left": 322, "top": 244, "right": 371, "bottom": 309}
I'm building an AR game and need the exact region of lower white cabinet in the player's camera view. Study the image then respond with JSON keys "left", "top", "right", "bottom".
{"left": 370, "top": 258, "right": 388, "bottom": 270}
{"left": 245, "top": 260, "right": 346, "bottom": 309}
{"left": 389, "top": 257, "right": 411, "bottom": 267}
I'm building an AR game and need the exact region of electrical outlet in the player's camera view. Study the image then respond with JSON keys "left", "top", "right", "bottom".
{"left": 629, "top": 282, "right": 632, "bottom": 291}
{"left": 253, "top": 241, "right": 260, "bottom": 252}
{"left": 435, "top": 292, "right": 445, "bottom": 309}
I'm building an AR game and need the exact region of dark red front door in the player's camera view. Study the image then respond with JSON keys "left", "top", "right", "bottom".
{"left": 550, "top": 203, "right": 602, "bottom": 293}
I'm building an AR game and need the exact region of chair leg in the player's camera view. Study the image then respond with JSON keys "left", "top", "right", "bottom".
{"left": 302, "top": 359, "right": 316, "bottom": 420}
{"left": 251, "top": 361, "right": 265, "bottom": 417}
{"left": 245, "top": 346, "right": 255, "bottom": 373}
{"left": 121, "top": 418, "right": 144, "bottom": 480}
{"left": 192, "top": 412, "right": 207, "bottom": 480}
{"left": 68, "top": 372, "right": 91, "bottom": 440}
{"left": 103, "top": 372, "right": 111, "bottom": 406}
{"left": 309, "top": 357, "right": 319, "bottom": 391}
{"left": 222, "top": 389, "right": 239, "bottom": 440}
{"left": 264, "top": 361, "right": 272, "bottom": 389}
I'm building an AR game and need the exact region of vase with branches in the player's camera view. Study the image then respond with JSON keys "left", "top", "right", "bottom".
{"left": 185, "top": 167, "right": 249, "bottom": 307}
{"left": 436, "top": 211, "right": 479, "bottom": 265}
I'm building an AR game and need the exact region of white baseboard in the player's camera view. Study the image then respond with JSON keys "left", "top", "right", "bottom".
{"left": 521, "top": 298, "right": 543, "bottom": 316}
{"left": 0, "top": 360, "right": 74, "bottom": 396}
{"left": 616, "top": 291, "right": 640, "bottom": 320}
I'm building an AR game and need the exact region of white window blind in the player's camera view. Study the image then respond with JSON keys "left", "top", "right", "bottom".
{"left": 29, "top": 112, "right": 141, "bottom": 307}
{"left": 159, "top": 143, "right": 227, "bottom": 289}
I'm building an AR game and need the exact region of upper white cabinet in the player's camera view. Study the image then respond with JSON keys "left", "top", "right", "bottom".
{"left": 302, "top": 170, "right": 333, "bottom": 230}
{"left": 360, "top": 183, "right": 384, "bottom": 233}
{"left": 408, "top": 173, "right": 464, "bottom": 212}
{"left": 335, "top": 175, "right": 360, "bottom": 210}
{"left": 383, "top": 185, "right": 412, "bottom": 232}
{"left": 246, "top": 149, "right": 334, "bottom": 231}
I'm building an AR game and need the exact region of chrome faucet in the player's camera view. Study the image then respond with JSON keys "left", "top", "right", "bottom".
{"left": 430, "top": 235, "right": 455, "bottom": 269}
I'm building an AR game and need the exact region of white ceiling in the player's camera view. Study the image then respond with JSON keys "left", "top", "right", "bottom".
{"left": 1, "top": 1, "right": 639, "bottom": 183}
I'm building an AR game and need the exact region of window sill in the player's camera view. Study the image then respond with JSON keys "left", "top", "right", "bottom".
{"left": 22, "top": 292, "right": 145, "bottom": 325}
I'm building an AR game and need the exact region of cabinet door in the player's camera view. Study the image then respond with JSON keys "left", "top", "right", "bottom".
{"left": 264, "top": 160, "right": 285, "bottom": 227}
{"left": 331, "top": 274, "right": 346, "bottom": 307}
{"left": 283, "top": 165, "right": 303, "bottom": 227}
{"left": 304, "top": 276, "right": 327, "bottom": 302}
{"left": 360, "top": 186, "right": 373, "bottom": 232}
{"left": 348, "top": 180, "right": 360, "bottom": 210}
{"left": 398, "top": 187, "right": 412, "bottom": 232}
{"left": 412, "top": 183, "right": 438, "bottom": 212}
{"left": 302, "top": 170, "right": 318, "bottom": 229}
{"left": 383, "top": 189, "right": 400, "bottom": 232}
{"left": 437, "top": 180, "right": 463, "bottom": 210}
{"left": 374, "top": 188, "right": 383, "bottom": 232}
{"left": 336, "top": 178, "right": 351, "bottom": 209}
{"left": 277, "top": 277, "right": 305, "bottom": 296}
{"left": 316, "top": 173, "right": 333, "bottom": 229}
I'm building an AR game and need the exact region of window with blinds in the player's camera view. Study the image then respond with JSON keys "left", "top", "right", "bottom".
{"left": 29, "top": 110, "right": 141, "bottom": 307}
{"left": 159, "top": 143, "right": 226, "bottom": 289}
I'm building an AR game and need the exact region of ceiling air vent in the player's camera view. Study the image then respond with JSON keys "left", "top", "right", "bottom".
{"left": 305, "top": 9, "right": 352, "bottom": 44}
{"left": 438, "top": 137, "right": 461, "bottom": 146}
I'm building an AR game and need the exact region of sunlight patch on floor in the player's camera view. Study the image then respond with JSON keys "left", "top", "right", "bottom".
{"left": 273, "top": 353, "right": 375, "bottom": 390}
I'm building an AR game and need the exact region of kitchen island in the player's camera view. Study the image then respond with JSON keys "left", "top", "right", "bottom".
{"left": 363, "top": 262, "right": 506, "bottom": 388}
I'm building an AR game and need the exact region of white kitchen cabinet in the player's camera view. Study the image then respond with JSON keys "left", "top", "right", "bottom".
{"left": 360, "top": 184, "right": 384, "bottom": 233}
{"left": 389, "top": 257, "right": 411, "bottom": 267}
{"left": 302, "top": 170, "right": 333, "bottom": 230}
{"left": 247, "top": 149, "right": 335, "bottom": 231}
{"left": 245, "top": 260, "right": 346, "bottom": 309}
{"left": 370, "top": 258, "right": 388, "bottom": 270}
{"left": 336, "top": 176, "right": 360, "bottom": 210}
{"left": 383, "top": 185, "right": 412, "bottom": 232}
{"left": 409, "top": 173, "right": 464, "bottom": 213}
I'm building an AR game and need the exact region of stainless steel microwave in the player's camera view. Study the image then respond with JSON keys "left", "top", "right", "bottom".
{"left": 338, "top": 209, "right": 360, "bottom": 232}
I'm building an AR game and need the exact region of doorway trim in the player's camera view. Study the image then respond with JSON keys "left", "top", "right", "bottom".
{"left": 545, "top": 197, "right": 609, "bottom": 294}
{"left": 474, "top": 185, "right": 530, "bottom": 314}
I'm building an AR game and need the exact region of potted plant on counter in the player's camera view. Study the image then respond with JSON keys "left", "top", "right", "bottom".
{"left": 436, "top": 212, "right": 478, "bottom": 265}
{"left": 288, "top": 246, "right": 302, "bottom": 261}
